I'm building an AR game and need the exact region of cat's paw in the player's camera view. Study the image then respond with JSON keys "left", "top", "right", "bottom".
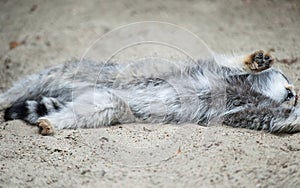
{"left": 37, "top": 118, "right": 55, "bottom": 136}
{"left": 244, "top": 50, "right": 274, "bottom": 73}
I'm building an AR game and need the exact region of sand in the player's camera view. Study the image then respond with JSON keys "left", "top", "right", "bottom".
{"left": 0, "top": 0, "right": 300, "bottom": 187}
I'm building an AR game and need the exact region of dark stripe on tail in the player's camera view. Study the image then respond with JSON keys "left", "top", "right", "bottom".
{"left": 4, "top": 102, "right": 29, "bottom": 121}
{"left": 36, "top": 103, "right": 47, "bottom": 116}
{"left": 4, "top": 97, "right": 64, "bottom": 124}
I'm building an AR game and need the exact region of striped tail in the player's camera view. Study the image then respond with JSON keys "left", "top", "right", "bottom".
{"left": 4, "top": 97, "right": 65, "bottom": 124}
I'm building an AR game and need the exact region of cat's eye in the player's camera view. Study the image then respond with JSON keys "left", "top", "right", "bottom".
{"left": 285, "top": 88, "right": 294, "bottom": 101}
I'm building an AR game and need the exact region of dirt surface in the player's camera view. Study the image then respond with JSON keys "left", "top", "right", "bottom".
{"left": 1, "top": 0, "right": 300, "bottom": 187}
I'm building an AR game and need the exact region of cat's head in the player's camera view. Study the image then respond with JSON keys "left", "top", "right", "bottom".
{"left": 248, "top": 69, "right": 298, "bottom": 107}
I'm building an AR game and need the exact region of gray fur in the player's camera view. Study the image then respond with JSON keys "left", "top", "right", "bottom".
{"left": 1, "top": 53, "right": 300, "bottom": 133}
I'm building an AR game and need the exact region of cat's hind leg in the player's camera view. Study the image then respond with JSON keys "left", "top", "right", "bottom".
{"left": 37, "top": 90, "right": 134, "bottom": 135}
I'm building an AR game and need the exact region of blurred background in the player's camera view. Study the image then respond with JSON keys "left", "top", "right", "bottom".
{"left": 0, "top": 1, "right": 300, "bottom": 187}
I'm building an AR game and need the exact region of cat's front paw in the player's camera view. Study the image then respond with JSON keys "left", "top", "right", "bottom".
{"left": 244, "top": 50, "right": 274, "bottom": 73}
{"left": 37, "top": 118, "right": 55, "bottom": 136}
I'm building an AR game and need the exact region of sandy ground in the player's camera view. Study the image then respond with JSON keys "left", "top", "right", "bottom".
{"left": 1, "top": 0, "right": 300, "bottom": 187}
